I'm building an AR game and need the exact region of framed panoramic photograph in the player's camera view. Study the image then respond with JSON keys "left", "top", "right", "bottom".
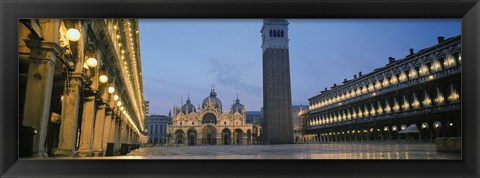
{"left": 1, "top": 0, "right": 480, "bottom": 177}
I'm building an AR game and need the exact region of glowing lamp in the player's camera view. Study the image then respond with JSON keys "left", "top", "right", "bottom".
{"left": 86, "top": 58, "right": 98, "bottom": 68}
{"left": 108, "top": 87, "right": 115, "bottom": 94}
{"left": 117, "top": 101, "right": 122, "bottom": 107}
{"left": 120, "top": 106, "right": 124, "bottom": 111}
{"left": 114, "top": 95, "right": 119, "bottom": 101}
{"left": 99, "top": 75, "right": 108, "bottom": 83}
{"left": 66, "top": 28, "right": 81, "bottom": 41}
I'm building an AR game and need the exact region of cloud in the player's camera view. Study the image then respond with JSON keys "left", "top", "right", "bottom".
{"left": 207, "top": 59, "right": 262, "bottom": 97}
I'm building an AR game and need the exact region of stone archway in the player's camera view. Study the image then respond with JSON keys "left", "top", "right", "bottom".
{"left": 221, "top": 128, "right": 231, "bottom": 145}
{"left": 187, "top": 128, "right": 197, "bottom": 146}
{"left": 175, "top": 130, "right": 184, "bottom": 144}
{"left": 201, "top": 125, "right": 217, "bottom": 145}
{"left": 234, "top": 129, "right": 243, "bottom": 145}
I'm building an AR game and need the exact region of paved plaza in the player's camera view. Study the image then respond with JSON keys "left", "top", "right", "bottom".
{"left": 112, "top": 142, "right": 460, "bottom": 159}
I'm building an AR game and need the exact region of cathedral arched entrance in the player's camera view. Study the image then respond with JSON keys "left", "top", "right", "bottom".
{"left": 234, "top": 129, "right": 243, "bottom": 145}
{"left": 221, "top": 128, "right": 231, "bottom": 145}
{"left": 201, "top": 125, "right": 217, "bottom": 145}
{"left": 175, "top": 130, "right": 184, "bottom": 144}
{"left": 187, "top": 128, "right": 197, "bottom": 146}
{"left": 202, "top": 113, "right": 217, "bottom": 124}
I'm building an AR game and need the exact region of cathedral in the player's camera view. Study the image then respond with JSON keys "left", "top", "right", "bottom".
{"left": 167, "top": 87, "right": 257, "bottom": 146}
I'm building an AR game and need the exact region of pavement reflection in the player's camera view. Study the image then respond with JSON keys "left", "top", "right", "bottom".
{"left": 109, "top": 143, "right": 460, "bottom": 160}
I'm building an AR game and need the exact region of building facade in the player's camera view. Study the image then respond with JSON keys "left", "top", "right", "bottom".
{"left": 246, "top": 111, "right": 263, "bottom": 144}
{"left": 167, "top": 88, "right": 254, "bottom": 145}
{"left": 292, "top": 105, "right": 308, "bottom": 143}
{"left": 19, "top": 19, "right": 146, "bottom": 157}
{"left": 303, "top": 36, "right": 461, "bottom": 143}
{"left": 146, "top": 115, "right": 172, "bottom": 144}
{"left": 261, "top": 18, "right": 294, "bottom": 144}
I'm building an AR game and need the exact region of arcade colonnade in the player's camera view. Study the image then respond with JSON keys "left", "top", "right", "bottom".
{"left": 19, "top": 19, "right": 146, "bottom": 157}
{"left": 301, "top": 36, "right": 461, "bottom": 144}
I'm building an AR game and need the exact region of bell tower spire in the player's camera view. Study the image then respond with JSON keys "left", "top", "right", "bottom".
{"left": 261, "top": 18, "right": 289, "bottom": 53}
{"left": 261, "top": 18, "right": 294, "bottom": 144}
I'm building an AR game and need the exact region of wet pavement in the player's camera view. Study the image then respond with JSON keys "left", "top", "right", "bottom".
{"left": 113, "top": 142, "right": 461, "bottom": 159}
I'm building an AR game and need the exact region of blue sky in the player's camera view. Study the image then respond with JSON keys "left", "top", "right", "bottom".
{"left": 139, "top": 19, "right": 461, "bottom": 115}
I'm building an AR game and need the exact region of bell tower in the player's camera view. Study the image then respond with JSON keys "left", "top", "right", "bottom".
{"left": 261, "top": 18, "right": 293, "bottom": 144}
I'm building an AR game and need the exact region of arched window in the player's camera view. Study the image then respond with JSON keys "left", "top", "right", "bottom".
{"left": 273, "top": 30, "right": 277, "bottom": 37}
{"left": 281, "top": 30, "right": 284, "bottom": 37}
{"left": 202, "top": 113, "right": 217, "bottom": 124}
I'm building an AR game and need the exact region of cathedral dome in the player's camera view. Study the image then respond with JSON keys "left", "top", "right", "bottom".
{"left": 202, "top": 89, "right": 222, "bottom": 111}
{"left": 231, "top": 97, "right": 244, "bottom": 113}
{"left": 181, "top": 98, "right": 196, "bottom": 114}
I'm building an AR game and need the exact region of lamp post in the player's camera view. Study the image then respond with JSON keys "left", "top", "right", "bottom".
{"left": 66, "top": 28, "right": 81, "bottom": 42}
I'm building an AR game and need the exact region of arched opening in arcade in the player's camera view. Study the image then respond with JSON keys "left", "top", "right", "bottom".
{"left": 419, "top": 122, "right": 432, "bottom": 140}
{"left": 175, "top": 130, "right": 184, "bottom": 144}
{"left": 187, "top": 128, "right": 197, "bottom": 146}
{"left": 234, "top": 128, "right": 243, "bottom": 145}
{"left": 221, "top": 128, "right": 231, "bottom": 145}
{"left": 201, "top": 125, "right": 217, "bottom": 145}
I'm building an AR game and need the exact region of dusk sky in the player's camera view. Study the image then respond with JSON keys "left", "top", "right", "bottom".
{"left": 139, "top": 19, "right": 461, "bottom": 115}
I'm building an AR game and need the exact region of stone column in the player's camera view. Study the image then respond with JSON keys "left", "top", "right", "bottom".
{"left": 118, "top": 121, "right": 126, "bottom": 155}
{"left": 77, "top": 96, "right": 96, "bottom": 157}
{"left": 121, "top": 122, "right": 127, "bottom": 147}
{"left": 54, "top": 75, "right": 82, "bottom": 157}
{"left": 23, "top": 40, "right": 63, "bottom": 157}
{"left": 92, "top": 103, "right": 107, "bottom": 156}
{"left": 114, "top": 119, "right": 121, "bottom": 153}
{"left": 128, "top": 127, "right": 132, "bottom": 144}
{"left": 101, "top": 111, "right": 113, "bottom": 155}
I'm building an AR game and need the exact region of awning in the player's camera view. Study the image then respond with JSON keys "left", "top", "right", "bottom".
{"left": 398, "top": 124, "right": 419, "bottom": 134}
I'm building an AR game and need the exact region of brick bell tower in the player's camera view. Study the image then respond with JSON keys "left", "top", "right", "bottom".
{"left": 261, "top": 18, "right": 294, "bottom": 144}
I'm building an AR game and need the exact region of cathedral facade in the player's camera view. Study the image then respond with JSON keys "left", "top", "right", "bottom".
{"left": 167, "top": 88, "right": 256, "bottom": 146}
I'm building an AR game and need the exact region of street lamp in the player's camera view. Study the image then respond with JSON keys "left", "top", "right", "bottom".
{"left": 99, "top": 75, "right": 108, "bottom": 83}
{"left": 66, "top": 28, "right": 81, "bottom": 41}
{"left": 86, "top": 57, "right": 98, "bottom": 68}
{"left": 114, "top": 95, "right": 119, "bottom": 101}
{"left": 108, "top": 86, "right": 115, "bottom": 94}
{"left": 117, "top": 101, "right": 122, "bottom": 107}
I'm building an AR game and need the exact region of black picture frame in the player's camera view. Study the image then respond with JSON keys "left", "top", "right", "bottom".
{"left": 1, "top": 0, "right": 479, "bottom": 177}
